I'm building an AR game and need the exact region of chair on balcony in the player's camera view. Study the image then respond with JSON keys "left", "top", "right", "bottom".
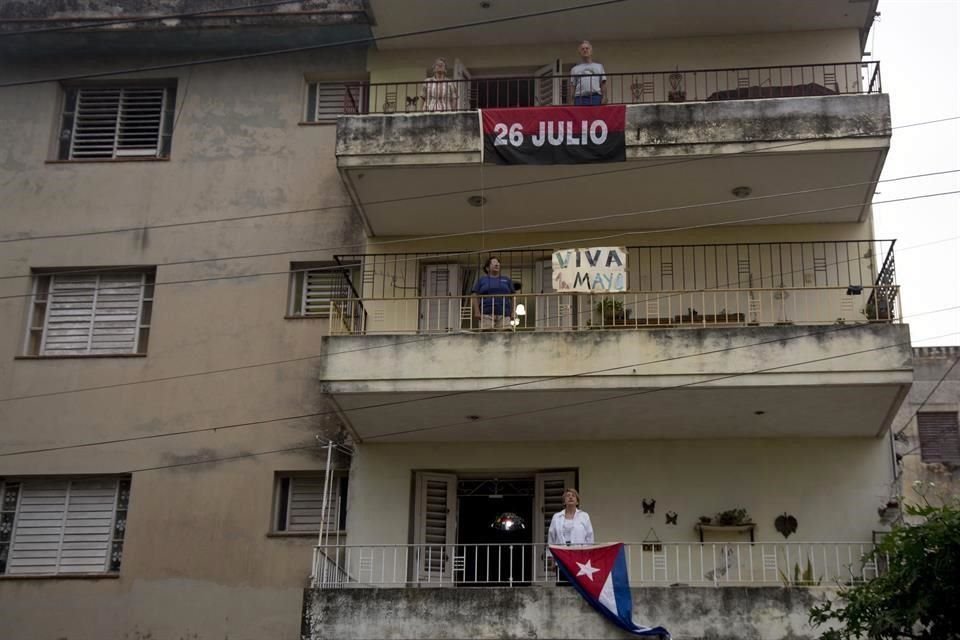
{"left": 630, "top": 78, "right": 655, "bottom": 103}
{"left": 452, "top": 549, "right": 466, "bottom": 583}
{"left": 761, "top": 546, "right": 779, "bottom": 582}
{"left": 651, "top": 548, "right": 668, "bottom": 582}
{"left": 358, "top": 548, "right": 375, "bottom": 584}
{"left": 382, "top": 87, "right": 397, "bottom": 113}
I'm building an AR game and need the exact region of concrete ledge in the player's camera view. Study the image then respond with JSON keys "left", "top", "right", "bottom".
{"left": 301, "top": 585, "right": 835, "bottom": 640}
{"left": 336, "top": 94, "right": 890, "bottom": 166}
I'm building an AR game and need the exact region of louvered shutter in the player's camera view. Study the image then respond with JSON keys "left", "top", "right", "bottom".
{"left": 918, "top": 412, "right": 960, "bottom": 463}
{"left": 535, "top": 59, "right": 563, "bottom": 106}
{"left": 42, "top": 273, "right": 144, "bottom": 355}
{"left": 534, "top": 471, "right": 576, "bottom": 545}
{"left": 302, "top": 269, "right": 348, "bottom": 317}
{"left": 7, "top": 479, "right": 116, "bottom": 575}
{"left": 69, "top": 87, "right": 168, "bottom": 159}
{"left": 286, "top": 477, "right": 342, "bottom": 532}
{"left": 414, "top": 473, "right": 456, "bottom": 583}
{"left": 308, "top": 82, "right": 366, "bottom": 123}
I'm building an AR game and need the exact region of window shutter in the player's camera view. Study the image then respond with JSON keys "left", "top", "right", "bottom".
{"left": 286, "top": 477, "right": 341, "bottom": 533}
{"left": 534, "top": 471, "right": 576, "bottom": 545}
{"left": 69, "top": 87, "right": 167, "bottom": 159}
{"left": 308, "top": 82, "right": 366, "bottom": 123}
{"left": 42, "top": 273, "right": 144, "bottom": 355}
{"left": 7, "top": 481, "right": 68, "bottom": 575}
{"left": 918, "top": 412, "right": 960, "bottom": 463}
{"left": 414, "top": 472, "right": 456, "bottom": 581}
{"left": 301, "top": 268, "right": 349, "bottom": 317}
{"left": 59, "top": 479, "right": 116, "bottom": 574}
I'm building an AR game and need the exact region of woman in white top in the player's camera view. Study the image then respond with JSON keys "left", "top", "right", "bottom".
{"left": 421, "top": 57, "right": 459, "bottom": 112}
{"left": 548, "top": 488, "right": 595, "bottom": 546}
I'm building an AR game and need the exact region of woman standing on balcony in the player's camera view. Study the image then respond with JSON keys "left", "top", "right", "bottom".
{"left": 548, "top": 488, "right": 595, "bottom": 546}
{"left": 421, "top": 57, "right": 459, "bottom": 111}
{"left": 471, "top": 256, "right": 515, "bottom": 330}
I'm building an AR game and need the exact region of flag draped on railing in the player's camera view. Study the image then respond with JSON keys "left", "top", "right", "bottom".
{"left": 550, "top": 543, "right": 670, "bottom": 638}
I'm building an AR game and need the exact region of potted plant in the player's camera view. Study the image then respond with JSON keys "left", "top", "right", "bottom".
{"left": 594, "top": 298, "right": 626, "bottom": 325}
{"left": 863, "top": 300, "right": 893, "bottom": 321}
{"left": 714, "top": 508, "right": 751, "bottom": 526}
{"left": 698, "top": 515, "right": 713, "bottom": 525}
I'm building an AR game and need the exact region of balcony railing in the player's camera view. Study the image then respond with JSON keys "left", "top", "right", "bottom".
{"left": 311, "top": 541, "right": 883, "bottom": 589}
{"left": 329, "top": 285, "right": 899, "bottom": 335}
{"left": 342, "top": 61, "right": 880, "bottom": 115}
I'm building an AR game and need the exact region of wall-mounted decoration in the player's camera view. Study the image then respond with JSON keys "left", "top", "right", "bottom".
{"left": 774, "top": 513, "right": 798, "bottom": 538}
{"left": 641, "top": 528, "right": 662, "bottom": 552}
{"left": 642, "top": 498, "right": 656, "bottom": 514}
{"left": 665, "top": 511, "right": 678, "bottom": 525}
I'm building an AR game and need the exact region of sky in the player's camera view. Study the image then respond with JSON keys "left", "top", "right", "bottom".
{"left": 870, "top": 0, "right": 960, "bottom": 346}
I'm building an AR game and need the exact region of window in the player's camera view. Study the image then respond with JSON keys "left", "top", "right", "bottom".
{"left": 25, "top": 270, "right": 155, "bottom": 356}
{"left": 58, "top": 83, "right": 176, "bottom": 160}
{"left": 288, "top": 262, "right": 357, "bottom": 317}
{"left": 305, "top": 81, "right": 367, "bottom": 123}
{"left": 918, "top": 411, "right": 960, "bottom": 463}
{"left": 274, "top": 473, "right": 347, "bottom": 533}
{"left": 0, "top": 477, "right": 130, "bottom": 575}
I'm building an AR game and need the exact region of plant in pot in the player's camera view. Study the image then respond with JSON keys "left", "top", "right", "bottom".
{"left": 714, "top": 508, "right": 751, "bottom": 526}
{"left": 595, "top": 298, "right": 626, "bottom": 325}
{"left": 698, "top": 515, "right": 713, "bottom": 525}
{"left": 863, "top": 300, "right": 893, "bottom": 321}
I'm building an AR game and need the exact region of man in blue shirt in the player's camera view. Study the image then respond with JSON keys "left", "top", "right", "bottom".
{"left": 471, "top": 257, "right": 515, "bottom": 330}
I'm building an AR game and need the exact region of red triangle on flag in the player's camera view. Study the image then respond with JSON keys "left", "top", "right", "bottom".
{"left": 549, "top": 543, "right": 622, "bottom": 600}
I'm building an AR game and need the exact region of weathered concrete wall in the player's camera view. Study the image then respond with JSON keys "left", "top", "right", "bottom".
{"left": 336, "top": 94, "right": 890, "bottom": 164}
{"left": 0, "top": 46, "right": 364, "bottom": 640}
{"left": 302, "top": 586, "right": 836, "bottom": 640}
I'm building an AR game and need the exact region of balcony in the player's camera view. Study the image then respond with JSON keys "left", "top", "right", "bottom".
{"left": 335, "top": 63, "right": 889, "bottom": 236}
{"left": 317, "top": 240, "right": 912, "bottom": 442}
{"left": 302, "top": 541, "right": 882, "bottom": 640}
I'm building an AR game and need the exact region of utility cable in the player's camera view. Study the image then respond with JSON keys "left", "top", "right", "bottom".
{"left": 893, "top": 354, "right": 960, "bottom": 440}
{"left": 2, "top": 305, "right": 956, "bottom": 455}
{"left": 114, "top": 326, "right": 960, "bottom": 473}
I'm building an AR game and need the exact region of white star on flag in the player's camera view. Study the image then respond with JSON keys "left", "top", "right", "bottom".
{"left": 576, "top": 559, "right": 600, "bottom": 581}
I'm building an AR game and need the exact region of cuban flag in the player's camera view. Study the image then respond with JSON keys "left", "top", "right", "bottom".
{"left": 550, "top": 543, "right": 670, "bottom": 638}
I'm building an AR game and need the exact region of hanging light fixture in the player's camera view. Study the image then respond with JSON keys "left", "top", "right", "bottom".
{"left": 490, "top": 512, "right": 527, "bottom": 532}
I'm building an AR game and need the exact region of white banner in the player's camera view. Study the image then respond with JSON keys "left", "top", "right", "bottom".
{"left": 552, "top": 247, "right": 627, "bottom": 292}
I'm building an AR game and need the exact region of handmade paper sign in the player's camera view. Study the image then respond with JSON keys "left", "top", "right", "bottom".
{"left": 552, "top": 247, "right": 628, "bottom": 292}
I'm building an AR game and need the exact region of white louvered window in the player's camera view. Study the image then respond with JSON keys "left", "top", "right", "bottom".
{"left": 288, "top": 262, "right": 357, "bottom": 317}
{"left": 305, "top": 81, "right": 367, "bottom": 123}
{"left": 275, "top": 474, "right": 347, "bottom": 533}
{"left": 0, "top": 477, "right": 130, "bottom": 576}
{"left": 59, "top": 84, "right": 176, "bottom": 160}
{"left": 25, "top": 270, "right": 155, "bottom": 356}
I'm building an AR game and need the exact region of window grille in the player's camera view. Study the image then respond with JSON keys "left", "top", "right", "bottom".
{"left": 917, "top": 412, "right": 960, "bottom": 463}
{"left": 275, "top": 474, "right": 347, "bottom": 533}
{"left": 59, "top": 84, "right": 176, "bottom": 160}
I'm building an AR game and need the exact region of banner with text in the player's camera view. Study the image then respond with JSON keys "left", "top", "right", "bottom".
{"left": 481, "top": 106, "right": 626, "bottom": 164}
{"left": 552, "top": 247, "right": 628, "bottom": 292}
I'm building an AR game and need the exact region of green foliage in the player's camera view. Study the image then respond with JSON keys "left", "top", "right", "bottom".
{"left": 714, "top": 508, "right": 750, "bottom": 526}
{"left": 779, "top": 557, "right": 822, "bottom": 587}
{"left": 809, "top": 501, "right": 960, "bottom": 640}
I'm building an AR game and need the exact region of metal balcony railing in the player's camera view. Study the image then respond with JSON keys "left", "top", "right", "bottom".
{"left": 340, "top": 61, "right": 880, "bottom": 115}
{"left": 311, "top": 541, "right": 884, "bottom": 589}
{"left": 329, "top": 286, "right": 899, "bottom": 335}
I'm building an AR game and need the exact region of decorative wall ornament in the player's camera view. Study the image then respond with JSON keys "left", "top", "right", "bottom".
{"left": 641, "top": 528, "right": 662, "bottom": 552}
{"left": 665, "top": 511, "right": 678, "bottom": 525}
{"left": 642, "top": 498, "right": 656, "bottom": 514}
{"left": 774, "top": 513, "right": 798, "bottom": 538}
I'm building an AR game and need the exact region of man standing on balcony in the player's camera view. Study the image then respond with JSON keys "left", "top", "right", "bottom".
{"left": 570, "top": 40, "right": 606, "bottom": 105}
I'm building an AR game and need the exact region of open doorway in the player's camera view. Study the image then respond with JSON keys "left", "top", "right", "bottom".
{"left": 457, "top": 478, "right": 534, "bottom": 584}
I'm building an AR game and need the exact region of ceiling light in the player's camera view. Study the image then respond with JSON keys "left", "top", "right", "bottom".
{"left": 754, "top": 410, "right": 766, "bottom": 415}
{"left": 480, "top": 1, "right": 492, "bottom": 8}
{"left": 731, "top": 186, "right": 752, "bottom": 198}
{"left": 467, "top": 195, "right": 487, "bottom": 207}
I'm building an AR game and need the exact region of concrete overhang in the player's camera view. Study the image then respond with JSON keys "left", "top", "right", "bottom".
{"left": 336, "top": 94, "right": 891, "bottom": 236}
{"left": 0, "top": 0, "right": 371, "bottom": 59}
{"left": 320, "top": 324, "right": 912, "bottom": 443}
{"left": 365, "top": 0, "right": 875, "bottom": 50}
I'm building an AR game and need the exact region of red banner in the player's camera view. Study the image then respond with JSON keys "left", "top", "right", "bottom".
{"left": 481, "top": 105, "right": 626, "bottom": 165}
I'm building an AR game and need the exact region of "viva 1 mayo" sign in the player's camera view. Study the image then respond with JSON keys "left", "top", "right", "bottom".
{"left": 551, "top": 247, "right": 628, "bottom": 292}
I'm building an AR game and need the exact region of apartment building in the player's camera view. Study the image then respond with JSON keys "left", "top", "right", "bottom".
{"left": 0, "top": 1, "right": 912, "bottom": 640}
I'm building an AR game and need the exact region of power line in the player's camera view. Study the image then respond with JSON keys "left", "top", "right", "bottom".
{"left": 115, "top": 327, "right": 960, "bottom": 474}
{"left": 3, "top": 116, "right": 957, "bottom": 246}
{"left": 0, "top": 1, "right": 315, "bottom": 37}
{"left": 3, "top": 305, "right": 956, "bottom": 455}
{"left": 893, "top": 354, "right": 960, "bottom": 440}
{"left": 0, "top": 187, "right": 956, "bottom": 297}
{"left": 0, "top": 0, "right": 629, "bottom": 88}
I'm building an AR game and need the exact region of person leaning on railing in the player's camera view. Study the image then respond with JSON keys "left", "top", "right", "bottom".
{"left": 471, "top": 257, "right": 515, "bottom": 330}
{"left": 421, "top": 57, "right": 459, "bottom": 112}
